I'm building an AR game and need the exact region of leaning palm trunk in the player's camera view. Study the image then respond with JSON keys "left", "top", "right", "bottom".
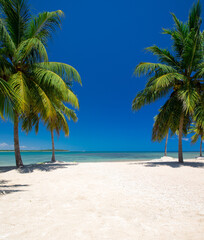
{"left": 200, "top": 136, "right": 203, "bottom": 157}
{"left": 178, "top": 114, "right": 184, "bottom": 163}
{"left": 14, "top": 113, "right": 24, "bottom": 168}
{"left": 51, "top": 130, "right": 56, "bottom": 162}
{"left": 164, "top": 132, "right": 169, "bottom": 156}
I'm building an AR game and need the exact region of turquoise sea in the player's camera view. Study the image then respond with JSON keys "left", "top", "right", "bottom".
{"left": 0, "top": 151, "right": 200, "bottom": 166}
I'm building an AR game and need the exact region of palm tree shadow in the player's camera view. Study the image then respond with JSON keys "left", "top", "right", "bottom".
{"left": 0, "top": 180, "right": 29, "bottom": 195}
{"left": 139, "top": 161, "right": 204, "bottom": 168}
{"left": 0, "top": 162, "right": 78, "bottom": 174}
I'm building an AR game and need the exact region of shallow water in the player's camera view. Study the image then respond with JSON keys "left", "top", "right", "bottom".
{"left": 0, "top": 151, "right": 200, "bottom": 166}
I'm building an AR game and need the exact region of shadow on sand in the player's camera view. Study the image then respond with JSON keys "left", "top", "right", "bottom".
{"left": 130, "top": 161, "right": 204, "bottom": 168}
{"left": 0, "top": 180, "right": 29, "bottom": 195}
{"left": 0, "top": 162, "right": 78, "bottom": 174}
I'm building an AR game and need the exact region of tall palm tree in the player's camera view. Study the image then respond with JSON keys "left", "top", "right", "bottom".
{"left": 0, "top": 0, "right": 81, "bottom": 167}
{"left": 22, "top": 102, "right": 78, "bottom": 163}
{"left": 189, "top": 123, "right": 204, "bottom": 157}
{"left": 189, "top": 98, "right": 204, "bottom": 157}
{"left": 132, "top": 1, "right": 203, "bottom": 162}
{"left": 48, "top": 104, "right": 78, "bottom": 162}
{"left": 153, "top": 113, "right": 170, "bottom": 157}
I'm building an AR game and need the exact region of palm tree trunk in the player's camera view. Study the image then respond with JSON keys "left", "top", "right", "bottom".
{"left": 178, "top": 114, "right": 184, "bottom": 163}
{"left": 14, "top": 113, "right": 23, "bottom": 168}
{"left": 200, "top": 136, "right": 202, "bottom": 157}
{"left": 51, "top": 130, "right": 56, "bottom": 162}
{"left": 164, "top": 132, "right": 169, "bottom": 156}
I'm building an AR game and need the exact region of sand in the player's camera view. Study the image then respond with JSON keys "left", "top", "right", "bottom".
{"left": 0, "top": 157, "right": 204, "bottom": 240}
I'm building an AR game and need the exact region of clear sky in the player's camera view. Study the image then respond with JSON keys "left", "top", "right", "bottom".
{"left": 0, "top": 0, "right": 202, "bottom": 151}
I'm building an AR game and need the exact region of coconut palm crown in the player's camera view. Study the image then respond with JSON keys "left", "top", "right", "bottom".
{"left": 132, "top": 1, "right": 204, "bottom": 162}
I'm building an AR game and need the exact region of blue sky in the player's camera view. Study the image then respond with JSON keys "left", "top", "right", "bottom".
{"left": 0, "top": 0, "right": 202, "bottom": 151}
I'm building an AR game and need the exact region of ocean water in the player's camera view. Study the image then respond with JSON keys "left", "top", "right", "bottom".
{"left": 0, "top": 151, "right": 201, "bottom": 166}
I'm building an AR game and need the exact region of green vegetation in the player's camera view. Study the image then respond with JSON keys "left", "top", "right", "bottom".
{"left": 189, "top": 123, "right": 204, "bottom": 157}
{"left": 0, "top": 0, "right": 81, "bottom": 167}
{"left": 132, "top": 1, "right": 204, "bottom": 162}
{"left": 1, "top": 1, "right": 203, "bottom": 166}
{"left": 48, "top": 104, "right": 78, "bottom": 162}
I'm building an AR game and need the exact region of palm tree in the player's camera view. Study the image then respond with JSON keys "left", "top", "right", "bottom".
{"left": 153, "top": 114, "right": 169, "bottom": 157}
{"left": 22, "top": 102, "right": 78, "bottom": 163}
{"left": 0, "top": 0, "right": 81, "bottom": 167}
{"left": 189, "top": 98, "right": 204, "bottom": 158}
{"left": 153, "top": 112, "right": 170, "bottom": 157}
{"left": 132, "top": 1, "right": 203, "bottom": 162}
{"left": 189, "top": 123, "right": 204, "bottom": 157}
{"left": 48, "top": 104, "right": 78, "bottom": 162}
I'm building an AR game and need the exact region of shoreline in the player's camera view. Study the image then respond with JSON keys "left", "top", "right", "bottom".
{"left": 0, "top": 152, "right": 203, "bottom": 168}
{"left": 0, "top": 155, "right": 203, "bottom": 168}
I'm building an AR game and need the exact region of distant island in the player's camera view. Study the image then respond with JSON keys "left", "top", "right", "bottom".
{"left": 0, "top": 150, "right": 70, "bottom": 152}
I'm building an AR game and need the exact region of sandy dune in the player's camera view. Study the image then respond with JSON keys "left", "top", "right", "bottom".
{"left": 0, "top": 158, "right": 204, "bottom": 240}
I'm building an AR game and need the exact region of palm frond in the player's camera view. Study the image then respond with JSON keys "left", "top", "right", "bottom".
{"left": 134, "top": 62, "right": 176, "bottom": 77}
{"left": 163, "top": 14, "right": 189, "bottom": 57}
{"left": 36, "top": 62, "right": 81, "bottom": 85}
{"left": 152, "top": 73, "right": 184, "bottom": 89}
{"left": 15, "top": 37, "right": 48, "bottom": 63}
{"left": 0, "top": 77, "right": 13, "bottom": 118}
{"left": 182, "top": 29, "right": 203, "bottom": 73}
{"left": 28, "top": 79, "right": 57, "bottom": 121}
{"left": 8, "top": 71, "right": 29, "bottom": 112}
{"left": 152, "top": 95, "right": 183, "bottom": 141}
{"left": 26, "top": 10, "right": 63, "bottom": 45}
{"left": 132, "top": 86, "right": 171, "bottom": 111}
{"left": 177, "top": 86, "right": 200, "bottom": 114}
{"left": 145, "top": 46, "right": 181, "bottom": 71}
{"left": 0, "top": 0, "right": 30, "bottom": 46}
{"left": 61, "top": 104, "right": 78, "bottom": 122}
{"left": 188, "top": 0, "right": 202, "bottom": 31}
{"left": 33, "top": 68, "right": 79, "bottom": 108}
{"left": 0, "top": 17, "right": 16, "bottom": 54}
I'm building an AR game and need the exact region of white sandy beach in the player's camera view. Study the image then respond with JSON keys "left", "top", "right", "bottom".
{"left": 0, "top": 157, "right": 204, "bottom": 240}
